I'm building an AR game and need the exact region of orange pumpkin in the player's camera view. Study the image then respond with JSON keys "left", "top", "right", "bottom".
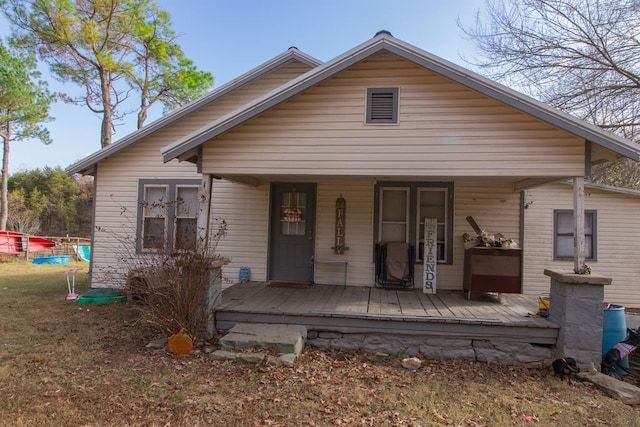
{"left": 168, "top": 329, "right": 193, "bottom": 354}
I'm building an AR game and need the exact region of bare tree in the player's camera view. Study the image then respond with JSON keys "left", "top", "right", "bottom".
{"left": 460, "top": 0, "right": 640, "bottom": 187}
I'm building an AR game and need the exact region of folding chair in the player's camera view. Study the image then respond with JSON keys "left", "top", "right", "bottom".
{"left": 375, "top": 242, "right": 415, "bottom": 288}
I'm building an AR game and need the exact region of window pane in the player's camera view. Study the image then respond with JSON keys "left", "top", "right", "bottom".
{"left": 585, "top": 214, "right": 593, "bottom": 235}
{"left": 143, "top": 217, "right": 165, "bottom": 249}
{"left": 419, "top": 191, "right": 445, "bottom": 222}
{"left": 585, "top": 236, "right": 593, "bottom": 258}
{"left": 144, "top": 187, "right": 167, "bottom": 217}
{"left": 281, "top": 190, "right": 306, "bottom": 236}
{"left": 381, "top": 224, "right": 406, "bottom": 242}
{"left": 175, "top": 218, "right": 197, "bottom": 250}
{"left": 417, "top": 189, "right": 447, "bottom": 262}
{"left": 382, "top": 190, "right": 407, "bottom": 222}
{"left": 143, "top": 186, "right": 167, "bottom": 250}
{"left": 176, "top": 187, "right": 198, "bottom": 218}
{"left": 556, "top": 235, "right": 573, "bottom": 258}
{"left": 557, "top": 212, "right": 573, "bottom": 234}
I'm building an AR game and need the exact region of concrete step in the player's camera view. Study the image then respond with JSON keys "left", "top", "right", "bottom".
{"left": 219, "top": 323, "right": 307, "bottom": 356}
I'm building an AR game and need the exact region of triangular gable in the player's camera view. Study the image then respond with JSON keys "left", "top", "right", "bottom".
{"left": 66, "top": 48, "right": 322, "bottom": 175}
{"left": 162, "top": 31, "right": 639, "bottom": 163}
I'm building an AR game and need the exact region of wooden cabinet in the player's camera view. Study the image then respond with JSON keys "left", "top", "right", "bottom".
{"left": 463, "top": 247, "right": 522, "bottom": 298}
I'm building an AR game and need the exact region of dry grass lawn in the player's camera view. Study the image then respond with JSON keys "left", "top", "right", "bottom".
{"left": 1, "top": 260, "right": 640, "bottom": 426}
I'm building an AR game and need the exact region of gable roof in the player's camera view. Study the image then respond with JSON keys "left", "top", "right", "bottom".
{"left": 66, "top": 48, "right": 322, "bottom": 175}
{"left": 161, "top": 31, "right": 640, "bottom": 164}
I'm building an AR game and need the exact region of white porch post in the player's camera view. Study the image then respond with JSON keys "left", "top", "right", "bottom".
{"left": 573, "top": 177, "right": 586, "bottom": 274}
{"left": 197, "top": 174, "right": 213, "bottom": 253}
{"left": 196, "top": 173, "right": 224, "bottom": 338}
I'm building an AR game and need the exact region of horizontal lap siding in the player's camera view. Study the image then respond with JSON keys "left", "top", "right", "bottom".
{"left": 202, "top": 52, "right": 585, "bottom": 177}
{"left": 315, "top": 181, "right": 374, "bottom": 286}
{"left": 436, "top": 180, "right": 522, "bottom": 290}
{"left": 171, "top": 60, "right": 315, "bottom": 130}
{"left": 523, "top": 183, "right": 640, "bottom": 308}
{"left": 211, "top": 181, "right": 270, "bottom": 284}
{"left": 90, "top": 60, "right": 313, "bottom": 287}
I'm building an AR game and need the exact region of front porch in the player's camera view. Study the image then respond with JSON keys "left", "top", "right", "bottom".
{"left": 216, "top": 282, "right": 559, "bottom": 347}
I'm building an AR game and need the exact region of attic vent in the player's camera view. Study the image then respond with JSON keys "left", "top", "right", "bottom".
{"left": 366, "top": 88, "right": 399, "bottom": 124}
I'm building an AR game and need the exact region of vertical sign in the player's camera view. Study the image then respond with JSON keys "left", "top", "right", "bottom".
{"left": 334, "top": 196, "right": 346, "bottom": 254}
{"left": 423, "top": 218, "right": 437, "bottom": 294}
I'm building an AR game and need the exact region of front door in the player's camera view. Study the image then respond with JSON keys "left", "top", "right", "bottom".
{"left": 269, "top": 183, "right": 316, "bottom": 282}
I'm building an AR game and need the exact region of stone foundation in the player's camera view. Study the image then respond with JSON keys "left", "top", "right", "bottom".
{"left": 307, "top": 331, "right": 552, "bottom": 366}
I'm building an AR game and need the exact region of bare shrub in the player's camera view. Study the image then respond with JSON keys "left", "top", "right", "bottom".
{"left": 126, "top": 248, "right": 227, "bottom": 342}
{"left": 95, "top": 194, "right": 227, "bottom": 343}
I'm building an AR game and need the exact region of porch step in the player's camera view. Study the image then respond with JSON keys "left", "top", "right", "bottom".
{"left": 219, "top": 323, "right": 307, "bottom": 355}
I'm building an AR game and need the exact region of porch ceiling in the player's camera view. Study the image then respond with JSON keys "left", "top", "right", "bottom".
{"left": 214, "top": 173, "right": 568, "bottom": 190}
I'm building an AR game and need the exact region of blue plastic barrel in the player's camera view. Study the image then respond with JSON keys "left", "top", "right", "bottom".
{"left": 602, "top": 304, "right": 628, "bottom": 367}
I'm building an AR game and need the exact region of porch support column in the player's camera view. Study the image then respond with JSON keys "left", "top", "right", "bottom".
{"left": 544, "top": 269, "right": 611, "bottom": 370}
{"left": 573, "top": 177, "right": 586, "bottom": 274}
{"left": 196, "top": 174, "right": 223, "bottom": 337}
{"left": 197, "top": 174, "right": 213, "bottom": 253}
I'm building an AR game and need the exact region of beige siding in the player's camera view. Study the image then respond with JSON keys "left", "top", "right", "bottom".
{"left": 89, "top": 60, "right": 315, "bottom": 287}
{"left": 523, "top": 183, "right": 640, "bottom": 308}
{"left": 202, "top": 52, "right": 585, "bottom": 177}
{"left": 437, "top": 180, "right": 523, "bottom": 290}
{"left": 121, "top": 60, "right": 316, "bottom": 156}
{"left": 211, "top": 180, "right": 270, "bottom": 284}
{"left": 314, "top": 181, "right": 374, "bottom": 286}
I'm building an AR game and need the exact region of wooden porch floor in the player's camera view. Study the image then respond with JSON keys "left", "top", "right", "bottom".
{"left": 216, "top": 282, "right": 559, "bottom": 345}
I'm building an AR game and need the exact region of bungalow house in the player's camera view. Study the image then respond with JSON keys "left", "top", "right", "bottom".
{"left": 67, "top": 31, "right": 640, "bottom": 311}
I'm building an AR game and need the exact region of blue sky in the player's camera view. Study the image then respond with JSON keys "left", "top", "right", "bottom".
{"left": 3, "top": 0, "right": 486, "bottom": 174}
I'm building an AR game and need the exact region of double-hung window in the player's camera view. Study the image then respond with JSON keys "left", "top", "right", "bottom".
{"left": 554, "top": 209, "right": 597, "bottom": 260}
{"left": 375, "top": 182, "right": 453, "bottom": 263}
{"left": 137, "top": 179, "right": 200, "bottom": 253}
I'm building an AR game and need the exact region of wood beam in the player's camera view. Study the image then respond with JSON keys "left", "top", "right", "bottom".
{"left": 197, "top": 174, "right": 213, "bottom": 254}
{"left": 573, "top": 177, "right": 586, "bottom": 274}
{"left": 222, "top": 175, "right": 260, "bottom": 187}
{"left": 513, "top": 177, "right": 563, "bottom": 191}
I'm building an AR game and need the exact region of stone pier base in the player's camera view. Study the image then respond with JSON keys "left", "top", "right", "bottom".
{"left": 544, "top": 269, "right": 611, "bottom": 370}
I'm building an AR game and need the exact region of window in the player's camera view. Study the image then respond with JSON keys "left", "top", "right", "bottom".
{"left": 417, "top": 189, "right": 447, "bottom": 262}
{"left": 142, "top": 186, "right": 168, "bottom": 250}
{"left": 379, "top": 187, "right": 409, "bottom": 242}
{"left": 137, "top": 179, "right": 200, "bottom": 253}
{"left": 554, "top": 210, "right": 597, "bottom": 260}
{"left": 375, "top": 182, "right": 453, "bottom": 263}
{"left": 174, "top": 186, "right": 199, "bottom": 250}
{"left": 366, "top": 88, "right": 399, "bottom": 124}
